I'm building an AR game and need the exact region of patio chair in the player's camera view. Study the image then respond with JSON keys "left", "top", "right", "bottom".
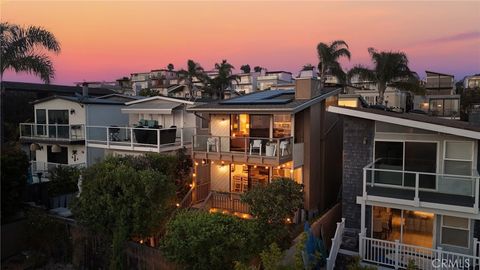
{"left": 249, "top": 140, "right": 262, "bottom": 155}
{"left": 280, "top": 140, "right": 290, "bottom": 156}
{"left": 207, "top": 137, "right": 218, "bottom": 152}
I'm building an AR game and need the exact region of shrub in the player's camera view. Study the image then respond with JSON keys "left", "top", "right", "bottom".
{"left": 161, "top": 210, "right": 260, "bottom": 270}
{"left": 47, "top": 165, "right": 81, "bottom": 197}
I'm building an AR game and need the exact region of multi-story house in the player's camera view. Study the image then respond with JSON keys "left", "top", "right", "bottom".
{"left": 257, "top": 71, "right": 293, "bottom": 91}
{"left": 19, "top": 87, "right": 131, "bottom": 183}
{"left": 85, "top": 95, "right": 199, "bottom": 157}
{"left": 327, "top": 101, "right": 480, "bottom": 269}
{"left": 231, "top": 70, "right": 266, "bottom": 94}
{"left": 414, "top": 71, "right": 460, "bottom": 119}
{"left": 131, "top": 72, "right": 152, "bottom": 95}
{"left": 464, "top": 74, "right": 480, "bottom": 90}
{"left": 185, "top": 78, "right": 343, "bottom": 219}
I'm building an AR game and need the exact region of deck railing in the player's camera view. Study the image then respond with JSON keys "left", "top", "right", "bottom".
{"left": 20, "top": 123, "right": 85, "bottom": 141}
{"left": 359, "top": 235, "right": 480, "bottom": 269}
{"left": 86, "top": 126, "right": 195, "bottom": 152}
{"left": 193, "top": 134, "right": 293, "bottom": 159}
{"left": 209, "top": 191, "right": 250, "bottom": 214}
{"left": 326, "top": 218, "right": 345, "bottom": 270}
{"left": 363, "top": 160, "right": 480, "bottom": 212}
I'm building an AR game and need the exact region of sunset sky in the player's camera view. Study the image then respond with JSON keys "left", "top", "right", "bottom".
{"left": 2, "top": 1, "right": 480, "bottom": 85}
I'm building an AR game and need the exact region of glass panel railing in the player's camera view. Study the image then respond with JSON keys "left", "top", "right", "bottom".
{"left": 20, "top": 123, "right": 84, "bottom": 140}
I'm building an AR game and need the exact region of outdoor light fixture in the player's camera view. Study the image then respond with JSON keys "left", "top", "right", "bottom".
{"left": 202, "top": 159, "right": 206, "bottom": 165}
{"left": 29, "top": 143, "right": 43, "bottom": 152}
{"left": 195, "top": 162, "right": 199, "bottom": 166}
{"left": 51, "top": 144, "right": 62, "bottom": 153}
{"left": 70, "top": 109, "right": 75, "bottom": 115}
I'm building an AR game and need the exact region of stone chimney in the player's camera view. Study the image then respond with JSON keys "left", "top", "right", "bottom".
{"left": 82, "top": 82, "right": 89, "bottom": 97}
{"left": 295, "top": 77, "right": 320, "bottom": 99}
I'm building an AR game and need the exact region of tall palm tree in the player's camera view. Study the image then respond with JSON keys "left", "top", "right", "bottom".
{"left": 316, "top": 40, "right": 351, "bottom": 89}
{"left": 240, "top": 64, "right": 251, "bottom": 74}
{"left": 177, "top": 60, "right": 206, "bottom": 100}
{"left": 347, "top": 48, "right": 423, "bottom": 105}
{"left": 206, "top": 60, "right": 239, "bottom": 100}
{"left": 1, "top": 22, "right": 61, "bottom": 83}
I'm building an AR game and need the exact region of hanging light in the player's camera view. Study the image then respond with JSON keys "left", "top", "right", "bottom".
{"left": 29, "top": 143, "right": 42, "bottom": 152}
{"left": 51, "top": 144, "right": 62, "bottom": 153}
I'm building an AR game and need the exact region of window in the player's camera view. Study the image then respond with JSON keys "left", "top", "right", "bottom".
{"left": 201, "top": 114, "right": 209, "bottom": 129}
{"left": 36, "top": 109, "right": 46, "bottom": 135}
{"left": 444, "top": 141, "right": 473, "bottom": 175}
{"left": 273, "top": 114, "right": 291, "bottom": 138}
{"left": 441, "top": 216, "right": 470, "bottom": 248}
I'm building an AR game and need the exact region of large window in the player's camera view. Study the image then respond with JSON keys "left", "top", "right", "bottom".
{"left": 441, "top": 216, "right": 470, "bottom": 248}
{"left": 429, "top": 98, "right": 459, "bottom": 117}
{"left": 36, "top": 109, "right": 46, "bottom": 135}
{"left": 250, "top": 115, "right": 270, "bottom": 138}
{"left": 444, "top": 141, "right": 473, "bottom": 175}
{"left": 48, "top": 110, "right": 69, "bottom": 138}
{"left": 374, "top": 141, "right": 437, "bottom": 188}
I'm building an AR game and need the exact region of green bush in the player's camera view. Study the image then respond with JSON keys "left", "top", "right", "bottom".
{"left": 47, "top": 165, "right": 81, "bottom": 197}
{"left": 161, "top": 210, "right": 260, "bottom": 270}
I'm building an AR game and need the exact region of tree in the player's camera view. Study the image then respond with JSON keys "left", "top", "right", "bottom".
{"left": 138, "top": 88, "right": 160, "bottom": 97}
{"left": 316, "top": 40, "right": 351, "bottom": 88}
{"left": 178, "top": 59, "right": 206, "bottom": 100}
{"left": 162, "top": 210, "right": 259, "bottom": 270}
{"left": 167, "top": 63, "right": 174, "bottom": 71}
{"left": 241, "top": 178, "right": 303, "bottom": 226}
{"left": 0, "top": 22, "right": 60, "bottom": 83}
{"left": 206, "top": 59, "right": 239, "bottom": 100}
{"left": 71, "top": 155, "right": 176, "bottom": 269}
{"left": 240, "top": 64, "right": 251, "bottom": 73}
{"left": 302, "top": 64, "right": 315, "bottom": 71}
{"left": 47, "top": 165, "right": 81, "bottom": 197}
{"left": 254, "top": 66, "right": 263, "bottom": 73}
{"left": 1, "top": 143, "right": 29, "bottom": 221}
{"left": 347, "top": 48, "right": 423, "bottom": 105}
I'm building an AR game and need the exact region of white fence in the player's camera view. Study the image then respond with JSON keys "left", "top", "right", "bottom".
{"left": 359, "top": 235, "right": 480, "bottom": 269}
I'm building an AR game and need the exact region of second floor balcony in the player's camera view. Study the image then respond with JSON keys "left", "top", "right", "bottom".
{"left": 20, "top": 123, "right": 85, "bottom": 142}
{"left": 86, "top": 126, "right": 195, "bottom": 153}
{"left": 363, "top": 160, "right": 480, "bottom": 214}
{"left": 192, "top": 135, "right": 293, "bottom": 166}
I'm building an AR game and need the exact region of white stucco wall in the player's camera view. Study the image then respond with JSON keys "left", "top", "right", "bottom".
{"left": 34, "top": 99, "right": 86, "bottom": 125}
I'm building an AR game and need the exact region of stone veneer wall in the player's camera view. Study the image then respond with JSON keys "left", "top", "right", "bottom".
{"left": 341, "top": 116, "right": 375, "bottom": 251}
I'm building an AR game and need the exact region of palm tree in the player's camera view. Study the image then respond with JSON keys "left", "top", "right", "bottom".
{"left": 240, "top": 64, "right": 251, "bottom": 74}
{"left": 316, "top": 40, "right": 351, "bottom": 89}
{"left": 253, "top": 66, "right": 263, "bottom": 73}
{"left": 167, "top": 63, "right": 174, "bottom": 71}
{"left": 206, "top": 60, "right": 239, "bottom": 100}
{"left": 347, "top": 48, "right": 423, "bottom": 105}
{"left": 1, "top": 22, "right": 61, "bottom": 83}
{"left": 177, "top": 60, "right": 206, "bottom": 100}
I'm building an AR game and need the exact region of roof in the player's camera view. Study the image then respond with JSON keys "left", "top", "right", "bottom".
{"left": 425, "top": 70, "right": 454, "bottom": 77}
{"left": 125, "top": 95, "right": 195, "bottom": 105}
{"left": 265, "top": 71, "right": 292, "bottom": 75}
{"left": 96, "top": 94, "right": 143, "bottom": 101}
{"left": 121, "top": 102, "right": 182, "bottom": 114}
{"left": 188, "top": 87, "right": 341, "bottom": 113}
{"left": 1, "top": 81, "right": 115, "bottom": 96}
{"left": 31, "top": 95, "right": 127, "bottom": 105}
{"left": 327, "top": 106, "right": 480, "bottom": 140}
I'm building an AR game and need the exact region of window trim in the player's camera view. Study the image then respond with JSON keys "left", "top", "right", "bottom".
{"left": 440, "top": 215, "right": 470, "bottom": 249}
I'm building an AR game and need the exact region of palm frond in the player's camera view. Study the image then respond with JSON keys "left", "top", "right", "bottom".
{"left": 333, "top": 48, "right": 351, "bottom": 60}
{"left": 9, "top": 54, "right": 55, "bottom": 83}
{"left": 347, "top": 65, "right": 376, "bottom": 83}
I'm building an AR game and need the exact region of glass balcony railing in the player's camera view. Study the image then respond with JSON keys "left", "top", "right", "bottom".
{"left": 193, "top": 135, "right": 293, "bottom": 159}
{"left": 20, "top": 123, "right": 85, "bottom": 141}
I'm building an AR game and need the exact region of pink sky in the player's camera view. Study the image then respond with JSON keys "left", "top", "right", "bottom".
{"left": 2, "top": 1, "right": 480, "bottom": 85}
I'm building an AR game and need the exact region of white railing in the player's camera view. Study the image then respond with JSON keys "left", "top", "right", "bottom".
{"left": 326, "top": 218, "right": 345, "bottom": 270}
{"left": 85, "top": 126, "right": 195, "bottom": 152}
{"left": 363, "top": 160, "right": 480, "bottom": 212}
{"left": 475, "top": 238, "right": 480, "bottom": 260}
{"left": 30, "top": 161, "right": 85, "bottom": 183}
{"left": 20, "top": 123, "right": 85, "bottom": 141}
{"left": 193, "top": 135, "right": 293, "bottom": 159}
{"left": 359, "top": 235, "right": 480, "bottom": 270}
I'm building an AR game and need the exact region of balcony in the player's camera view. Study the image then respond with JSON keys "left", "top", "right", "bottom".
{"left": 192, "top": 135, "right": 293, "bottom": 166}
{"left": 86, "top": 126, "right": 195, "bottom": 153}
{"left": 363, "top": 160, "right": 480, "bottom": 214}
{"left": 30, "top": 161, "right": 86, "bottom": 183}
{"left": 20, "top": 123, "right": 85, "bottom": 143}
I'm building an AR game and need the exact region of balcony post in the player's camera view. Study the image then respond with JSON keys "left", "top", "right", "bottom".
{"left": 106, "top": 127, "right": 110, "bottom": 147}
{"left": 69, "top": 125, "right": 72, "bottom": 140}
{"left": 218, "top": 136, "right": 221, "bottom": 153}
{"left": 394, "top": 240, "right": 400, "bottom": 269}
{"left": 475, "top": 177, "right": 479, "bottom": 213}
{"left": 55, "top": 123, "right": 58, "bottom": 139}
{"left": 436, "top": 247, "right": 443, "bottom": 268}
{"left": 157, "top": 129, "right": 161, "bottom": 152}
{"left": 474, "top": 238, "right": 479, "bottom": 268}
{"left": 244, "top": 137, "right": 247, "bottom": 155}
{"left": 130, "top": 128, "right": 134, "bottom": 149}
{"left": 363, "top": 168, "right": 367, "bottom": 197}
{"left": 414, "top": 173, "right": 420, "bottom": 206}
{"left": 180, "top": 128, "right": 184, "bottom": 147}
